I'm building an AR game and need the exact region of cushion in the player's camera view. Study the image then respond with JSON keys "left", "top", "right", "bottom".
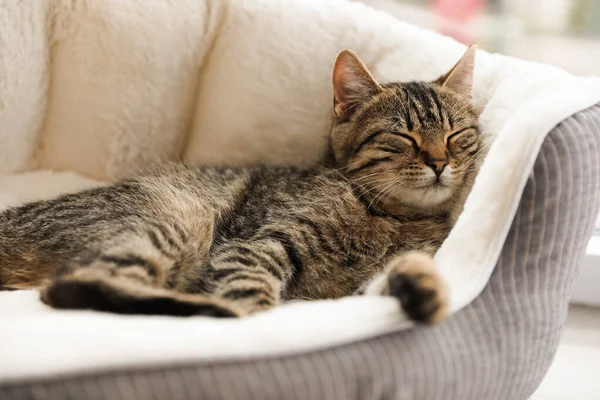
{"left": 1, "top": 0, "right": 600, "bottom": 398}
{"left": 2, "top": 105, "right": 599, "bottom": 400}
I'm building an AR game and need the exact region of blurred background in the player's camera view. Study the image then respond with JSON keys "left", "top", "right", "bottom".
{"left": 360, "top": 0, "right": 600, "bottom": 77}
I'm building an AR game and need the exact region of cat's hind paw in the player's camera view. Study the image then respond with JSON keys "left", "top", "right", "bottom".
{"left": 40, "top": 268, "right": 244, "bottom": 318}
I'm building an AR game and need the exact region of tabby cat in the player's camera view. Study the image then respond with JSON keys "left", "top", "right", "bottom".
{"left": 0, "top": 46, "right": 480, "bottom": 324}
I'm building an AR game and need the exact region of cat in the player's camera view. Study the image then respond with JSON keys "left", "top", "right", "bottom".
{"left": 0, "top": 46, "right": 480, "bottom": 324}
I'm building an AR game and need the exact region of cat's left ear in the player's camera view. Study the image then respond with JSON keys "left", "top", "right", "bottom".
{"left": 435, "top": 45, "right": 477, "bottom": 97}
{"left": 332, "top": 49, "right": 381, "bottom": 118}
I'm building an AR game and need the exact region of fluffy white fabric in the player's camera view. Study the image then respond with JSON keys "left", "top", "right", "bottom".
{"left": 1, "top": 0, "right": 600, "bottom": 383}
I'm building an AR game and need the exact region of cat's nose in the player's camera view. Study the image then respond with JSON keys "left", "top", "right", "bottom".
{"left": 425, "top": 160, "right": 448, "bottom": 178}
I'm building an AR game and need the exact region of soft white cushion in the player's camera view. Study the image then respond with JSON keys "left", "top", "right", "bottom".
{"left": 1, "top": 0, "right": 600, "bottom": 384}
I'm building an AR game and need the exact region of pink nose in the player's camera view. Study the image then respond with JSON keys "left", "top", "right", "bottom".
{"left": 426, "top": 160, "right": 448, "bottom": 178}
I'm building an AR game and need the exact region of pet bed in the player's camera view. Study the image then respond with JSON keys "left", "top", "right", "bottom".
{"left": 1, "top": 0, "right": 600, "bottom": 399}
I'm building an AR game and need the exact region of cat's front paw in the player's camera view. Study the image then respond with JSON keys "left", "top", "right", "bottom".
{"left": 386, "top": 252, "right": 449, "bottom": 324}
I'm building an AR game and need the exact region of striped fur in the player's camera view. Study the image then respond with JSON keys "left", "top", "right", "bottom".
{"left": 2, "top": 103, "right": 598, "bottom": 400}
{"left": 0, "top": 48, "right": 481, "bottom": 323}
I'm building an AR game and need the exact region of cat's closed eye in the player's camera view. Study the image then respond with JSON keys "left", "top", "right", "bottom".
{"left": 446, "top": 126, "right": 477, "bottom": 142}
{"left": 392, "top": 132, "right": 419, "bottom": 147}
{"left": 447, "top": 128, "right": 479, "bottom": 152}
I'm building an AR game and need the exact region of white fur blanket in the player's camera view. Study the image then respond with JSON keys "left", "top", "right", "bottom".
{"left": 1, "top": 0, "right": 600, "bottom": 383}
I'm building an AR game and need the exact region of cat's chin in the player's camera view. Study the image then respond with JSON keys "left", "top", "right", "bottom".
{"left": 393, "top": 185, "right": 455, "bottom": 211}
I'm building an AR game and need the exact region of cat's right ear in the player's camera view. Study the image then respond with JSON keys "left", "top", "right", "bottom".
{"left": 332, "top": 50, "right": 381, "bottom": 119}
{"left": 434, "top": 45, "right": 477, "bottom": 97}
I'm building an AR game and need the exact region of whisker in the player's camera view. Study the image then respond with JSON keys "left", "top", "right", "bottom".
{"left": 355, "top": 178, "right": 399, "bottom": 202}
{"left": 367, "top": 177, "right": 401, "bottom": 210}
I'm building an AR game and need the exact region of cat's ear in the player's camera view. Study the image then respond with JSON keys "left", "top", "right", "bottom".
{"left": 435, "top": 45, "right": 476, "bottom": 97}
{"left": 332, "top": 49, "right": 381, "bottom": 118}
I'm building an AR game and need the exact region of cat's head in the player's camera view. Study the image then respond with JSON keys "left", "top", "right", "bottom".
{"left": 330, "top": 46, "right": 480, "bottom": 214}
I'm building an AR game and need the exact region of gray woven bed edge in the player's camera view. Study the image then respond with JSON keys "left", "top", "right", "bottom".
{"left": 2, "top": 104, "right": 600, "bottom": 400}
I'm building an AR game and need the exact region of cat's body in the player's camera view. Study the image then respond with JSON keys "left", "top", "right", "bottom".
{"left": 0, "top": 162, "right": 450, "bottom": 304}
{"left": 0, "top": 47, "right": 480, "bottom": 323}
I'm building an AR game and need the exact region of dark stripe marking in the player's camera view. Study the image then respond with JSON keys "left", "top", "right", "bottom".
{"left": 402, "top": 87, "right": 415, "bottom": 131}
{"left": 298, "top": 229, "right": 319, "bottom": 260}
{"left": 165, "top": 261, "right": 182, "bottom": 288}
{"left": 146, "top": 227, "right": 178, "bottom": 259}
{"left": 148, "top": 229, "right": 165, "bottom": 252}
{"left": 376, "top": 145, "right": 403, "bottom": 154}
{"left": 294, "top": 216, "right": 338, "bottom": 254}
{"left": 219, "top": 255, "right": 255, "bottom": 267}
{"left": 353, "top": 130, "right": 386, "bottom": 155}
{"left": 99, "top": 254, "right": 157, "bottom": 277}
{"left": 225, "top": 273, "right": 268, "bottom": 284}
{"left": 255, "top": 230, "right": 304, "bottom": 278}
{"left": 347, "top": 157, "right": 393, "bottom": 174}
{"left": 389, "top": 131, "right": 419, "bottom": 148}
{"left": 447, "top": 112, "right": 455, "bottom": 129}
{"left": 234, "top": 246, "right": 285, "bottom": 280}
{"left": 447, "top": 125, "right": 478, "bottom": 142}
{"left": 428, "top": 86, "right": 445, "bottom": 126}
{"left": 404, "top": 84, "right": 429, "bottom": 126}
{"left": 414, "top": 84, "right": 437, "bottom": 122}
{"left": 171, "top": 223, "right": 188, "bottom": 242}
{"left": 222, "top": 288, "right": 274, "bottom": 301}
{"left": 147, "top": 220, "right": 181, "bottom": 252}
{"left": 467, "top": 149, "right": 481, "bottom": 157}
{"left": 211, "top": 268, "right": 241, "bottom": 281}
